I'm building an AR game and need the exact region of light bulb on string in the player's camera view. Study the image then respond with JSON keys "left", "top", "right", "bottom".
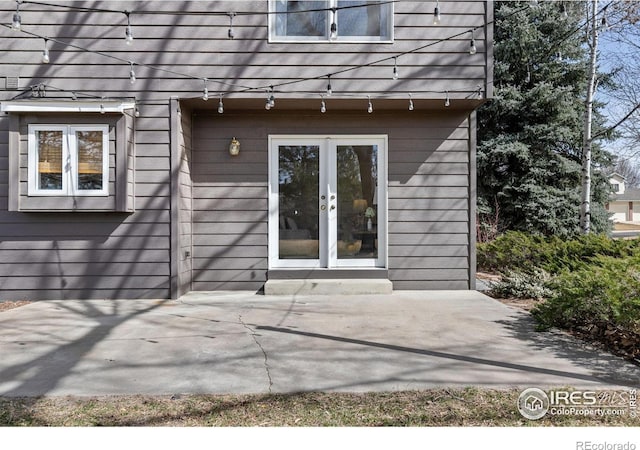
{"left": 392, "top": 57, "right": 399, "bottom": 80}
{"left": 326, "top": 75, "right": 332, "bottom": 96}
{"left": 320, "top": 95, "right": 326, "bottom": 113}
{"left": 560, "top": 3, "right": 568, "bottom": 20}
{"left": 135, "top": 103, "right": 140, "bottom": 117}
{"left": 41, "top": 39, "right": 50, "bottom": 64}
{"left": 408, "top": 93, "right": 414, "bottom": 111}
{"left": 202, "top": 78, "right": 209, "bottom": 101}
{"left": 268, "top": 86, "right": 275, "bottom": 108}
{"left": 367, "top": 95, "right": 373, "bottom": 114}
{"left": 330, "top": 8, "right": 337, "bottom": 40}
{"left": 444, "top": 91, "right": 450, "bottom": 107}
{"left": 601, "top": 6, "right": 608, "bottom": 30}
{"left": 469, "top": 30, "right": 477, "bottom": 55}
{"left": 228, "top": 12, "right": 235, "bottom": 39}
{"left": 12, "top": 0, "right": 21, "bottom": 30}
{"left": 218, "top": 94, "right": 224, "bottom": 114}
{"left": 433, "top": 1, "right": 441, "bottom": 25}
{"left": 100, "top": 99, "right": 105, "bottom": 114}
{"left": 129, "top": 62, "right": 136, "bottom": 84}
{"left": 124, "top": 11, "right": 133, "bottom": 45}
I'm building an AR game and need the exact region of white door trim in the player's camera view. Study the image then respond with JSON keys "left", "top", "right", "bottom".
{"left": 269, "top": 135, "right": 388, "bottom": 270}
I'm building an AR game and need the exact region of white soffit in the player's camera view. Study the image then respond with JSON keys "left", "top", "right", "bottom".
{"left": 0, "top": 100, "right": 136, "bottom": 113}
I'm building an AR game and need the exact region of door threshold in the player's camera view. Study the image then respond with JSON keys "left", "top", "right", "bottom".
{"left": 264, "top": 277, "right": 393, "bottom": 295}
{"left": 268, "top": 268, "right": 389, "bottom": 280}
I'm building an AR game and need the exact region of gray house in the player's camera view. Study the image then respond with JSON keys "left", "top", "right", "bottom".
{"left": 0, "top": 0, "right": 493, "bottom": 300}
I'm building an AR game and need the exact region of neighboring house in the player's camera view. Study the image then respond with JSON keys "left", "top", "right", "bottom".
{"left": 607, "top": 173, "right": 640, "bottom": 223}
{"left": 0, "top": 0, "right": 494, "bottom": 300}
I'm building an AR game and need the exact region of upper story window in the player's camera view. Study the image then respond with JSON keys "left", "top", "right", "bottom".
{"left": 28, "top": 124, "right": 109, "bottom": 196}
{"left": 270, "top": 0, "right": 393, "bottom": 42}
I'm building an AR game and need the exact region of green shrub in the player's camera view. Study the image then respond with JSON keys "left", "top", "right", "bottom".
{"left": 477, "top": 231, "right": 640, "bottom": 275}
{"left": 531, "top": 254, "right": 640, "bottom": 333}
{"left": 489, "top": 269, "right": 552, "bottom": 300}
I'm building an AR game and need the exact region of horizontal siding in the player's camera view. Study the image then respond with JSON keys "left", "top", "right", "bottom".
{"left": 191, "top": 109, "right": 470, "bottom": 290}
{"left": 0, "top": 1, "right": 487, "bottom": 296}
{"left": 0, "top": 1, "right": 490, "bottom": 100}
{"left": 0, "top": 102, "right": 172, "bottom": 299}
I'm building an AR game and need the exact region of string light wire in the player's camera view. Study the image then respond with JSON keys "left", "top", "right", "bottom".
{"left": 2, "top": 1, "right": 549, "bottom": 104}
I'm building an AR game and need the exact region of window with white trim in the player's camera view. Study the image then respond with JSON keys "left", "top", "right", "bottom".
{"left": 270, "top": 0, "right": 393, "bottom": 42}
{"left": 28, "top": 124, "right": 109, "bottom": 196}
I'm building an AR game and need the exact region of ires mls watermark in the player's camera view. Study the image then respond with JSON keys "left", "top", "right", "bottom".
{"left": 517, "top": 388, "right": 637, "bottom": 420}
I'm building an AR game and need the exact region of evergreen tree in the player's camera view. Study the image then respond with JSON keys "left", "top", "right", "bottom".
{"left": 477, "top": 1, "right": 613, "bottom": 239}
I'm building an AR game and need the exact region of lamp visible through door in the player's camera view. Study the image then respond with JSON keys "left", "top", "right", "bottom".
{"left": 353, "top": 199, "right": 367, "bottom": 213}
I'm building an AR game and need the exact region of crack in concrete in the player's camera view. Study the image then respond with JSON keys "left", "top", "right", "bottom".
{"left": 239, "top": 314, "right": 273, "bottom": 393}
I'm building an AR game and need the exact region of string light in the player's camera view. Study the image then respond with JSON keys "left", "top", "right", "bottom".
{"left": 560, "top": 2, "right": 568, "bottom": 20}
{"left": 124, "top": 11, "right": 133, "bottom": 45}
{"left": 12, "top": 0, "right": 21, "bottom": 30}
{"left": 227, "top": 12, "right": 235, "bottom": 39}
{"left": 367, "top": 95, "right": 373, "bottom": 114}
{"left": 433, "top": 1, "right": 441, "bottom": 25}
{"left": 469, "top": 30, "right": 477, "bottom": 55}
{"left": 129, "top": 62, "right": 136, "bottom": 84}
{"left": 444, "top": 90, "right": 450, "bottom": 107}
{"left": 601, "top": 6, "right": 608, "bottom": 29}
{"left": 392, "top": 57, "right": 399, "bottom": 80}
{"left": 330, "top": 8, "right": 337, "bottom": 40}
{"left": 320, "top": 95, "right": 326, "bottom": 113}
{"left": 218, "top": 94, "right": 224, "bottom": 113}
{"left": 100, "top": 99, "right": 105, "bottom": 114}
{"left": 2, "top": 0, "right": 514, "bottom": 106}
{"left": 135, "top": 103, "right": 140, "bottom": 117}
{"left": 41, "top": 38, "right": 49, "bottom": 64}
{"left": 476, "top": 86, "right": 483, "bottom": 99}
{"left": 408, "top": 93, "right": 414, "bottom": 111}
{"left": 268, "top": 86, "right": 275, "bottom": 108}
{"left": 202, "top": 78, "right": 209, "bottom": 101}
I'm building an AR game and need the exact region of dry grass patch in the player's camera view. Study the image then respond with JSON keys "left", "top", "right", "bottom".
{"left": 0, "top": 300, "right": 32, "bottom": 312}
{"left": 1, "top": 389, "right": 638, "bottom": 427}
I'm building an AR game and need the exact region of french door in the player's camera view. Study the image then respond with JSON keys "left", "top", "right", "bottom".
{"left": 269, "top": 136, "right": 387, "bottom": 269}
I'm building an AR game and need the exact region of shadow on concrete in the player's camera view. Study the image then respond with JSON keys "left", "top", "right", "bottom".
{"left": 256, "top": 324, "right": 639, "bottom": 388}
{"left": 0, "top": 300, "right": 171, "bottom": 397}
{"left": 494, "top": 309, "right": 640, "bottom": 386}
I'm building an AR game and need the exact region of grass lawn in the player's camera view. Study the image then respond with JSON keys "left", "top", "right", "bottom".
{"left": 1, "top": 389, "right": 638, "bottom": 426}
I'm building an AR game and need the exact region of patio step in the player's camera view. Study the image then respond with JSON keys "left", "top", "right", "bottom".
{"left": 264, "top": 278, "right": 393, "bottom": 295}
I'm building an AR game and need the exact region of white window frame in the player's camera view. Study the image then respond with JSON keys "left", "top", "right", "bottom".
{"left": 268, "top": 135, "right": 388, "bottom": 269}
{"left": 269, "top": 0, "right": 394, "bottom": 43}
{"left": 28, "top": 124, "right": 109, "bottom": 197}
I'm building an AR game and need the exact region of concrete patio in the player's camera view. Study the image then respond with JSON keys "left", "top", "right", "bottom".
{"left": 0, "top": 291, "right": 638, "bottom": 396}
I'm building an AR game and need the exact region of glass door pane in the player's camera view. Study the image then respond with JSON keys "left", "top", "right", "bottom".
{"left": 277, "top": 145, "right": 320, "bottom": 260}
{"left": 336, "top": 145, "right": 378, "bottom": 260}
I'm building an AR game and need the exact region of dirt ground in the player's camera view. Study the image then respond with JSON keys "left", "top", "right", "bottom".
{"left": 0, "top": 300, "right": 32, "bottom": 312}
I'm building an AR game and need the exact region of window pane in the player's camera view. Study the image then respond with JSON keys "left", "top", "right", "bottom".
{"left": 275, "top": 0, "right": 326, "bottom": 37}
{"left": 36, "top": 130, "right": 63, "bottom": 191}
{"left": 337, "top": 1, "right": 390, "bottom": 38}
{"left": 76, "top": 130, "right": 104, "bottom": 190}
{"left": 336, "top": 145, "right": 378, "bottom": 259}
{"left": 278, "top": 145, "right": 320, "bottom": 259}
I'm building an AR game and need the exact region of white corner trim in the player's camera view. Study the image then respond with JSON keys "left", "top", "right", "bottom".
{"left": 0, "top": 100, "right": 136, "bottom": 113}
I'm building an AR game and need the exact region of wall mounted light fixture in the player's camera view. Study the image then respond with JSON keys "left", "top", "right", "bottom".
{"left": 229, "top": 137, "right": 240, "bottom": 156}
